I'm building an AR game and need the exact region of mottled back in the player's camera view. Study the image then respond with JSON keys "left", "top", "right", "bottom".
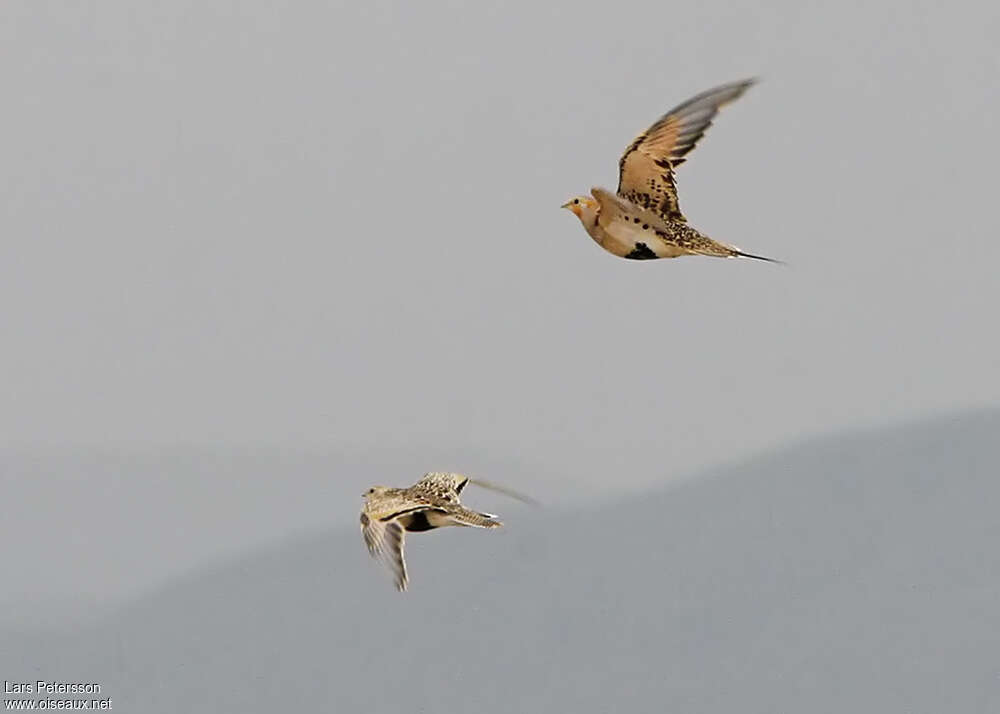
{"left": 412, "top": 472, "right": 469, "bottom": 504}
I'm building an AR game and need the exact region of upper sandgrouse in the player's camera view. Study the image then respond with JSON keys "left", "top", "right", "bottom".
{"left": 563, "top": 79, "right": 780, "bottom": 263}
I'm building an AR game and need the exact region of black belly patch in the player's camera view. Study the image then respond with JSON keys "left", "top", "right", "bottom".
{"left": 402, "top": 510, "right": 437, "bottom": 532}
{"left": 624, "top": 242, "right": 657, "bottom": 260}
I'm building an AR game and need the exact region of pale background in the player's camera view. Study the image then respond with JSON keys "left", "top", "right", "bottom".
{"left": 1, "top": 0, "right": 998, "bottom": 710}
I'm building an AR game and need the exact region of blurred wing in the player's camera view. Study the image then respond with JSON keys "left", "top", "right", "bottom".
{"left": 617, "top": 79, "right": 756, "bottom": 222}
{"left": 360, "top": 512, "right": 409, "bottom": 591}
{"left": 468, "top": 477, "right": 539, "bottom": 506}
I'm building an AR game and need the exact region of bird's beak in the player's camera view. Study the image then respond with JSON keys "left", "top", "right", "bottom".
{"left": 561, "top": 201, "right": 582, "bottom": 216}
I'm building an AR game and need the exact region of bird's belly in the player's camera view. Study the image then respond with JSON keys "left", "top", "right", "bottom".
{"left": 399, "top": 510, "right": 442, "bottom": 532}
{"left": 594, "top": 222, "right": 689, "bottom": 260}
{"left": 399, "top": 509, "right": 457, "bottom": 532}
{"left": 592, "top": 222, "right": 645, "bottom": 257}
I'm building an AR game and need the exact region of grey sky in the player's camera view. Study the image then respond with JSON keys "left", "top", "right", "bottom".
{"left": 1, "top": 0, "right": 999, "bottom": 623}
{"left": 2, "top": 0, "right": 998, "bottom": 490}
{"left": 4, "top": 411, "right": 999, "bottom": 712}
{"left": 2, "top": 7, "right": 1000, "bottom": 713}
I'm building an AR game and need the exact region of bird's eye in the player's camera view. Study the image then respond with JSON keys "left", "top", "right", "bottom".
{"left": 573, "top": 199, "right": 579, "bottom": 204}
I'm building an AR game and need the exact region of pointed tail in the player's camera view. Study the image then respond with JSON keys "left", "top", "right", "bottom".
{"left": 447, "top": 505, "right": 504, "bottom": 529}
{"left": 731, "top": 249, "right": 785, "bottom": 265}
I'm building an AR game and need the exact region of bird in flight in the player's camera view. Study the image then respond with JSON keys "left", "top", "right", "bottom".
{"left": 360, "top": 472, "right": 535, "bottom": 592}
{"left": 562, "top": 78, "right": 780, "bottom": 263}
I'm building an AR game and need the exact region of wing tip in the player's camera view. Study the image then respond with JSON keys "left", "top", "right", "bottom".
{"left": 720, "top": 76, "right": 760, "bottom": 103}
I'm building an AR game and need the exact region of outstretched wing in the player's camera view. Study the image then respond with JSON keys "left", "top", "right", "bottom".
{"left": 616, "top": 79, "right": 756, "bottom": 222}
{"left": 360, "top": 511, "right": 408, "bottom": 591}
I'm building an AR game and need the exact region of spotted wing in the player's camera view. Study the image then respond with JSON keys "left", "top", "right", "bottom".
{"left": 616, "top": 79, "right": 756, "bottom": 222}
{"left": 360, "top": 511, "right": 409, "bottom": 591}
{"left": 414, "top": 472, "right": 469, "bottom": 502}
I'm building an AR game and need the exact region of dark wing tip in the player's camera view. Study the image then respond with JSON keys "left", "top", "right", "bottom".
{"left": 727, "top": 76, "right": 759, "bottom": 100}
{"left": 720, "top": 76, "right": 759, "bottom": 93}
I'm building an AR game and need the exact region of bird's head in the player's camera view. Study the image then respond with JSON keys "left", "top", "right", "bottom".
{"left": 363, "top": 486, "right": 389, "bottom": 499}
{"left": 561, "top": 195, "right": 599, "bottom": 227}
